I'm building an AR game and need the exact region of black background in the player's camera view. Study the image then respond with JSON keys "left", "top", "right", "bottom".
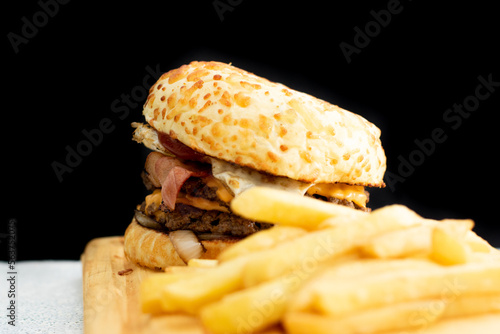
{"left": 3, "top": 0, "right": 499, "bottom": 261}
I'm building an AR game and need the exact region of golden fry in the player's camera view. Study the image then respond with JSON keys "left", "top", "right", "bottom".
{"left": 465, "top": 230, "right": 495, "bottom": 253}
{"left": 187, "top": 258, "right": 219, "bottom": 268}
{"left": 230, "top": 186, "right": 365, "bottom": 230}
{"left": 242, "top": 204, "right": 422, "bottom": 287}
{"left": 312, "top": 262, "right": 500, "bottom": 317}
{"left": 430, "top": 219, "right": 474, "bottom": 265}
{"left": 200, "top": 275, "right": 301, "bottom": 334}
{"left": 284, "top": 299, "right": 444, "bottom": 334}
{"left": 361, "top": 224, "right": 433, "bottom": 259}
{"left": 286, "top": 292, "right": 500, "bottom": 334}
{"left": 164, "top": 266, "right": 210, "bottom": 274}
{"left": 288, "top": 258, "right": 437, "bottom": 312}
{"left": 218, "top": 225, "right": 307, "bottom": 262}
{"left": 140, "top": 272, "right": 191, "bottom": 314}
{"left": 160, "top": 255, "right": 254, "bottom": 314}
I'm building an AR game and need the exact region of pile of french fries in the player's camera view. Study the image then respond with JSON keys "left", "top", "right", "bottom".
{"left": 140, "top": 186, "right": 500, "bottom": 333}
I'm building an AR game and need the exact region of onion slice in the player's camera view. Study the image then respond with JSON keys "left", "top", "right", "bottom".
{"left": 169, "top": 230, "right": 204, "bottom": 263}
{"left": 134, "top": 210, "right": 163, "bottom": 230}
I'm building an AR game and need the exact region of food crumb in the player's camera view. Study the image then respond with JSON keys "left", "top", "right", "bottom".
{"left": 118, "top": 268, "right": 133, "bottom": 276}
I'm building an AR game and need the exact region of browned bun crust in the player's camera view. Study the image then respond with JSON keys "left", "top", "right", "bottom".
{"left": 123, "top": 219, "right": 238, "bottom": 271}
{"left": 143, "top": 61, "right": 386, "bottom": 187}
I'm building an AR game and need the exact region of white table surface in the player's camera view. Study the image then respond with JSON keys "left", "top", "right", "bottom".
{"left": 0, "top": 260, "right": 83, "bottom": 334}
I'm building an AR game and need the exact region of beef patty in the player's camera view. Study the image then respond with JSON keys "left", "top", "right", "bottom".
{"left": 137, "top": 176, "right": 369, "bottom": 237}
{"left": 138, "top": 177, "right": 273, "bottom": 237}
{"left": 148, "top": 202, "right": 272, "bottom": 236}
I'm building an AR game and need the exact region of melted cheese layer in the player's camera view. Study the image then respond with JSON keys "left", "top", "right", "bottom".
{"left": 210, "top": 158, "right": 367, "bottom": 208}
{"left": 176, "top": 194, "right": 229, "bottom": 213}
{"left": 306, "top": 183, "right": 367, "bottom": 208}
{"left": 145, "top": 188, "right": 230, "bottom": 213}
{"left": 202, "top": 176, "right": 234, "bottom": 203}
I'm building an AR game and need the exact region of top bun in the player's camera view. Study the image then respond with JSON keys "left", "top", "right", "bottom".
{"left": 143, "top": 61, "right": 386, "bottom": 186}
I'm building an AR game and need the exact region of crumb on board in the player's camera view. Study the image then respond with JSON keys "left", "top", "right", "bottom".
{"left": 118, "top": 268, "right": 133, "bottom": 276}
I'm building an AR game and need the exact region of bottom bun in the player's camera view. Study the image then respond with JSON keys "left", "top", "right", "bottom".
{"left": 124, "top": 219, "right": 239, "bottom": 271}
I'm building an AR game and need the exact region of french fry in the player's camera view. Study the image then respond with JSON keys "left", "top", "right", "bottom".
{"left": 160, "top": 254, "right": 255, "bottom": 314}
{"left": 442, "top": 218, "right": 475, "bottom": 232}
{"left": 361, "top": 224, "right": 433, "bottom": 259}
{"left": 140, "top": 272, "right": 192, "bottom": 314}
{"left": 465, "top": 230, "right": 495, "bottom": 253}
{"left": 230, "top": 186, "right": 365, "bottom": 230}
{"left": 288, "top": 258, "right": 437, "bottom": 312}
{"left": 431, "top": 227, "right": 470, "bottom": 265}
{"left": 430, "top": 219, "right": 474, "bottom": 265}
{"left": 411, "top": 313, "right": 500, "bottom": 334}
{"left": 443, "top": 292, "right": 500, "bottom": 318}
{"left": 200, "top": 275, "right": 302, "bottom": 334}
{"left": 218, "top": 225, "right": 307, "bottom": 262}
{"left": 312, "top": 261, "right": 500, "bottom": 317}
{"left": 286, "top": 293, "right": 500, "bottom": 334}
{"left": 164, "top": 265, "right": 210, "bottom": 274}
{"left": 242, "top": 204, "right": 422, "bottom": 287}
{"left": 187, "top": 258, "right": 219, "bottom": 268}
{"left": 319, "top": 203, "right": 422, "bottom": 229}
{"left": 240, "top": 228, "right": 348, "bottom": 288}
{"left": 284, "top": 298, "right": 445, "bottom": 334}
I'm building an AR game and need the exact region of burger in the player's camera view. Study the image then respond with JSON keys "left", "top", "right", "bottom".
{"left": 124, "top": 61, "right": 386, "bottom": 270}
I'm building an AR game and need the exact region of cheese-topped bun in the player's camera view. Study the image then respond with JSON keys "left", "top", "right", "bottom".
{"left": 143, "top": 61, "right": 386, "bottom": 187}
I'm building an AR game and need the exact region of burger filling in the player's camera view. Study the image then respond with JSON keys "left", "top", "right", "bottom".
{"left": 137, "top": 178, "right": 272, "bottom": 237}
{"left": 133, "top": 123, "right": 370, "bottom": 238}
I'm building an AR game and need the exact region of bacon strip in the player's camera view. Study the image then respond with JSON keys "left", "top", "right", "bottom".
{"left": 160, "top": 166, "right": 207, "bottom": 210}
{"left": 158, "top": 131, "right": 206, "bottom": 161}
{"left": 144, "top": 152, "right": 209, "bottom": 211}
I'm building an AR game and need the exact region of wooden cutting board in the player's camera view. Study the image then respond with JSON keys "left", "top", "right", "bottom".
{"left": 81, "top": 236, "right": 205, "bottom": 334}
